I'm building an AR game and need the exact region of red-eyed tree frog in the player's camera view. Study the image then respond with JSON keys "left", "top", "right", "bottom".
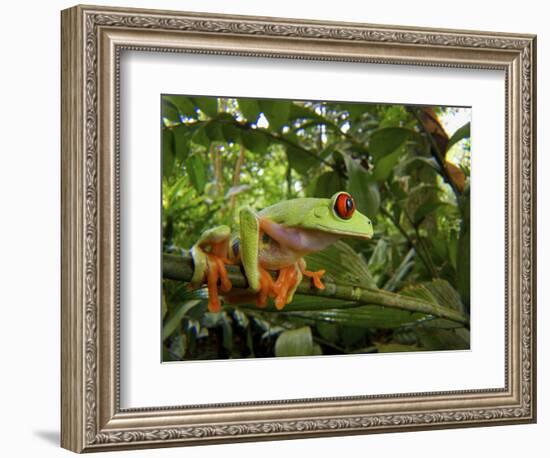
{"left": 189, "top": 192, "right": 373, "bottom": 312}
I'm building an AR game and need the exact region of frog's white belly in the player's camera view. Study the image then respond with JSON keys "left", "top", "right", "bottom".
{"left": 258, "top": 241, "right": 302, "bottom": 270}
{"left": 258, "top": 223, "right": 341, "bottom": 270}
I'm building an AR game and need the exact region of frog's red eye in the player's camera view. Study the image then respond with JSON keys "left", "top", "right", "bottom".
{"left": 334, "top": 193, "right": 355, "bottom": 220}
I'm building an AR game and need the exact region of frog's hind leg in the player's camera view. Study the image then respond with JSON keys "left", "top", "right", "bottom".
{"left": 190, "top": 226, "right": 233, "bottom": 312}
{"left": 272, "top": 265, "right": 302, "bottom": 310}
{"left": 255, "top": 267, "right": 277, "bottom": 308}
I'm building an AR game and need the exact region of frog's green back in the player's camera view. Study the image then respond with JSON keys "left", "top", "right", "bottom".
{"left": 258, "top": 197, "right": 329, "bottom": 227}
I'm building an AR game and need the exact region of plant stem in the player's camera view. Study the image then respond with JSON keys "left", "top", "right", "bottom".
{"left": 163, "top": 253, "right": 469, "bottom": 326}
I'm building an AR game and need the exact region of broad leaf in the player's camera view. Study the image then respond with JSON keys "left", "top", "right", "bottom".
{"left": 204, "top": 122, "right": 225, "bottom": 142}
{"left": 260, "top": 100, "right": 291, "bottom": 131}
{"left": 185, "top": 154, "right": 207, "bottom": 193}
{"left": 288, "top": 104, "right": 326, "bottom": 122}
{"left": 413, "top": 201, "right": 453, "bottom": 225}
{"left": 373, "top": 147, "right": 403, "bottom": 182}
{"left": 305, "top": 241, "right": 377, "bottom": 289}
{"left": 221, "top": 123, "right": 241, "bottom": 145}
{"left": 369, "top": 127, "right": 412, "bottom": 159}
{"left": 161, "top": 98, "right": 180, "bottom": 123}
{"left": 193, "top": 97, "right": 218, "bottom": 117}
{"left": 447, "top": 121, "right": 470, "bottom": 151}
{"left": 286, "top": 145, "right": 319, "bottom": 174}
{"left": 191, "top": 126, "right": 210, "bottom": 149}
{"left": 401, "top": 279, "right": 465, "bottom": 313}
{"left": 163, "top": 299, "right": 201, "bottom": 341}
{"left": 314, "top": 171, "right": 346, "bottom": 198}
{"left": 375, "top": 342, "right": 423, "bottom": 353}
{"left": 238, "top": 99, "right": 262, "bottom": 124}
{"left": 162, "top": 129, "right": 174, "bottom": 177}
{"left": 287, "top": 305, "right": 428, "bottom": 329}
{"left": 172, "top": 126, "right": 190, "bottom": 162}
{"left": 345, "top": 155, "right": 380, "bottom": 218}
{"left": 275, "top": 326, "right": 317, "bottom": 357}
{"left": 241, "top": 129, "right": 268, "bottom": 154}
{"left": 164, "top": 95, "right": 196, "bottom": 118}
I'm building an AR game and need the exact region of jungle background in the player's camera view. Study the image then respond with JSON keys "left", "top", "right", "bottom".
{"left": 161, "top": 95, "right": 471, "bottom": 361}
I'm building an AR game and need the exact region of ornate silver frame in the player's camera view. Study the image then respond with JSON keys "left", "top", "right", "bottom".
{"left": 61, "top": 4, "right": 537, "bottom": 453}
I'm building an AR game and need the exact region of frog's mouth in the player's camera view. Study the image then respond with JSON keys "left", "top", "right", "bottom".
{"left": 317, "top": 225, "right": 373, "bottom": 240}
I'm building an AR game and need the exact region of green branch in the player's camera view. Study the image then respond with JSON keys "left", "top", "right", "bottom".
{"left": 163, "top": 253, "right": 469, "bottom": 327}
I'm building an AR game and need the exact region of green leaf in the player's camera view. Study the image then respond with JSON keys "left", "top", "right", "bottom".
{"left": 288, "top": 305, "right": 428, "bottom": 330}
{"left": 345, "top": 155, "right": 380, "bottom": 218}
{"left": 369, "top": 127, "right": 412, "bottom": 159}
{"left": 338, "top": 102, "right": 374, "bottom": 121}
{"left": 416, "top": 327, "right": 469, "bottom": 350}
{"left": 164, "top": 95, "right": 196, "bottom": 118}
{"left": 260, "top": 100, "right": 291, "bottom": 131}
{"left": 204, "top": 122, "right": 225, "bottom": 142}
{"left": 163, "top": 299, "right": 201, "bottom": 341}
{"left": 162, "top": 290, "right": 168, "bottom": 319}
{"left": 305, "top": 241, "right": 377, "bottom": 289}
{"left": 316, "top": 322, "right": 339, "bottom": 342}
{"left": 193, "top": 97, "right": 218, "bottom": 117}
{"left": 340, "top": 326, "right": 365, "bottom": 346}
{"left": 238, "top": 99, "right": 261, "bottom": 123}
{"left": 447, "top": 121, "right": 470, "bottom": 151}
{"left": 456, "top": 186, "right": 469, "bottom": 308}
{"left": 375, "top": 342, "right": 423, "bottom": 353}
{"left": 457, "top": 227, "right": 470, "bottom": 308}
{"left": 413, "top": 201, "right": 453, "bottom": 226}
{"left": 401, "top": 156, "right": 441, "bottom": 174}
{"left": 221, "top": 313, "right": 233, "bottom": 353}
{"left": 185, "top": 154, "right": 207, "bottom": 193}
{"left": 401, "top": 279, "right": 465, "bottom": 314}
{"left": 222, "top": 123, "right": 242, "bottom": 145}
{"left": 162, "top": 129, "right": 174, "bottom": 177}
{"left": 314, "top": 171, "right": 347, "bottom": 198}
{"left": 172, "top": 127, "right": 190, "bottom": 162}
{"left": 274, "top": 326, "right": 315, "bottom": 357}
{"left": 288, "top": 104, "right": 326, "bottom": 122}
{"left": 241, "top": 129, "right": 268, "bottom": 154}
{"left": 168, "top": 333, "right": 188, "bottom": 359}
{"left": 161, "top": 98, "right": 180, "bottom": 123}
{"left": 382, "top": 248, "right": 415, "bottom": 292}
{"left": 373, "top": 147, "right": 403, "bottom": 182}
{"left": 191, "top": 126, "right": 210, "bottom": 149}
{"left": 287, "top": 145, "right": 319, "bottom": 175}
{"left": 258, "top": 294, "right": 354, "bottom": 312}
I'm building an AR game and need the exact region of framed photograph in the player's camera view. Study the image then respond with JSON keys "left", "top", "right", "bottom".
{"left": 61, "top": 4, "right": 537, "bottom": 453}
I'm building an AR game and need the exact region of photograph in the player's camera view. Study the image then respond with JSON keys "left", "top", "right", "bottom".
{"left": 58, "top": 4, "right": 536, "bottom": 452}
{"left": 161, "top": 95, "right": 472, "bottom": 362}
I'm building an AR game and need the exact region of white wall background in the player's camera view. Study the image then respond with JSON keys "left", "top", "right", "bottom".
{"left": 0, "top": 0, "right": 546, "bottom": 456}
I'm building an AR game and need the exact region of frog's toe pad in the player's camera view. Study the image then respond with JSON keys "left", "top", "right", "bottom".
{"left": 303, "top": 269, "right": 326, "bottom": 290}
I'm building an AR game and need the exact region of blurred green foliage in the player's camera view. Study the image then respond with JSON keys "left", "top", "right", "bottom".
{"left": 161, "top": 95, "right": 471, "bottom": 361}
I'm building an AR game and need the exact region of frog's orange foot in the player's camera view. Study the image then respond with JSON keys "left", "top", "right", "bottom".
{"left": 274, "top": 266, "right": 299, "bottom": 310}
{"left": 256, "top": 267, "right": 277, "bottom": 308}
{"left": 302, "top": 269, "right": 326, "bottom": 290}
{"left": 205, "top": 253, "right": 232, "bottom": 313}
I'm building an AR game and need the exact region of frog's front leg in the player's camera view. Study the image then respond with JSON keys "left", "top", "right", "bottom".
{"left": 190, "top": 226, "right": 233, "bottom": 312}
{"left": 298, "top": 258, "right": 326, "bottom": 290}
{"left": 239, "top": 207, "right": 281, "bottom": 308}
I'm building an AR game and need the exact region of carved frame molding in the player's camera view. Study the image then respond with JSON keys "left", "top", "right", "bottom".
{"left": 61, "top": 5, "right": 536, "bottom": 452}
